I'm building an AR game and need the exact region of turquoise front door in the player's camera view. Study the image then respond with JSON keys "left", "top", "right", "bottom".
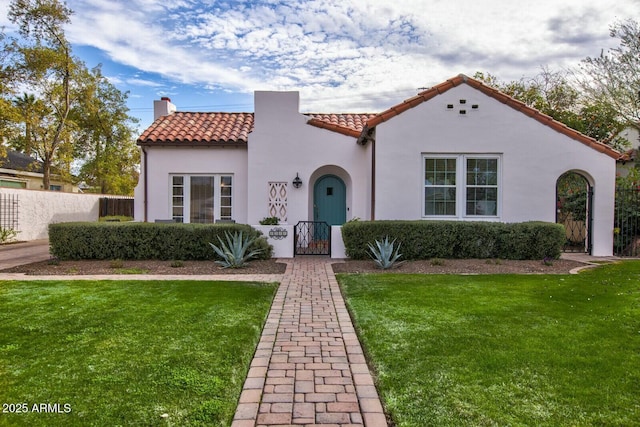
{"left": 314, "top": 175, "right": 346, "bottom": 225}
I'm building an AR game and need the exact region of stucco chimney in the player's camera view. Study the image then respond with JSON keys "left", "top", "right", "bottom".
{"left": 153, "top": 97, "right": 177, "bottom": 121}
{"left": 254, "top": 91, "right": 300, "bottom": 128}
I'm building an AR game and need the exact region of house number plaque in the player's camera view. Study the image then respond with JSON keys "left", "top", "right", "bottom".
{"left": 268, "top": 227, "right": 288, "bottom": 240}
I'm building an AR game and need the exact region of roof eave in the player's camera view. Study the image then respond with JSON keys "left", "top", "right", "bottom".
{"left": 137, "top": 140, "right": 248, "bottom": 147}
{"left": 306, "top": 118, "right": 361, "bottom": 138}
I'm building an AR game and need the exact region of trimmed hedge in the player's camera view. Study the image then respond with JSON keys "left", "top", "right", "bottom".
{"left": 49, "top": 222, "right": 272, "bottom": 260}
{"left": 341, "top": 220, "right": 565, "bottom": 260}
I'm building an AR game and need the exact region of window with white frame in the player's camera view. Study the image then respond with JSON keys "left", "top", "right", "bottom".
{"left": 424, "top": 157, "right": 457, "bottom": 215}
{"left": 465, "top": 158, "right": 498, "bottom": 216}
{"left": 171, "top": 174, "right": 233, "bottom": 223}
{"left": 423, "top": 155, "right": 499, "bottom": 218}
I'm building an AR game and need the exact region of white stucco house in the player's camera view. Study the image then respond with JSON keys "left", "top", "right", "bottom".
{"left": 134, "top": 74, "right": 620, "bottom": 256}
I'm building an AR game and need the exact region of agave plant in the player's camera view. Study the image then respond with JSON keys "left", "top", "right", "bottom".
{"left": 367, "top": 236, "right": 404, "bottom": 269}
{"left": 209, "top": 231, "right": 264, "bottom": 268}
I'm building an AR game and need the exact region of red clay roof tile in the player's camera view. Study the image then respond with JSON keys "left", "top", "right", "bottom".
{"left": 305, "top": 113, "right": 377, "bottom": 137}
{"left": 138, "top": 112, "right": 254, "bottom": 145}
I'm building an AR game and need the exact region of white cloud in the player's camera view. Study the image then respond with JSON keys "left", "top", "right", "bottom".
{"left": 3, "top": 0, "right": 640, "bottom": 112}
{"left": 126, "top": 78, "right": 164, "bottom": 87}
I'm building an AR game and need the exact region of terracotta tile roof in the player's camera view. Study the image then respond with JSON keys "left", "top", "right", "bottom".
{"left": 358, "top": 74, "right": 621, "bottom": 159}
{"left": 138, "top": 77, "right": 621, "bottom": 160}
{"left": 138, "top": 112, "right": 254, "bottom": 145}
{"left": 305, "top": 113, "right": 377, "bottom": 138}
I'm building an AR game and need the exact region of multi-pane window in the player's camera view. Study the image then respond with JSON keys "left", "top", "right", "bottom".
{"left": 172, "top": 176, "right": 185, "bottom": 222}
{"left": 424, "top": 158, "right": 457, "bottom": 215}
{"left": 220, "top": 176, "right": 233, "bottom": 221}
{"left": 423, "top": 155, "right": 499, "bottom": 218}
{"left": 170, "top": 174, "right": 232, "bottom": 223}
{"left": 466, "top": 158, "right": 498, "bottom": 216}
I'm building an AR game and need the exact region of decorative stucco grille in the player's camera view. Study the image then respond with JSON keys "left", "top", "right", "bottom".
{"left": 268, "top": 182, "right": 288, "bottom": 223}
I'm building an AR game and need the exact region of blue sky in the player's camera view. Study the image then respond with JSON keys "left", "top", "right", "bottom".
{"left": 1, "top": 0, "right": 639, "bottom": 132}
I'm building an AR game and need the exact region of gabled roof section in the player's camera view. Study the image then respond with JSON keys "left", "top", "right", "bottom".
{"left": 306, "top": 113, "right": 377, "bottom": 138}
{"left": 357, "top": 74, "right": 621, "bottom": 159}
{"left": 0, "top": 150, "right": 43, "bottom": 173}
{"left": 138, "top": 112, "right": 254, "bottom": 146}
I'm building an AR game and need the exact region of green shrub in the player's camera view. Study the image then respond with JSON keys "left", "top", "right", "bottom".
{"left": 341, "top": 220, "right": 564, "bottom": 260}
{"left": 98, "top": 216, "right": 134, "bottom": 222}
{"left": 0, "top": 227, "right": 19, "bottom": 243}
{"left": 259, "top": 216, "right": 279, "bottom": 225}
{"left": 49, "top": 222, "right": 273, "bottom": 260}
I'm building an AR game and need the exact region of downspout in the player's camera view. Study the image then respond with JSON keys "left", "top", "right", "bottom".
{"left": 358, "top": 126, "right": 376, "bottom": 220}
{"left": 371, "top": 138, "right": 376, "bottom": 220}
{"left": 142, "top": 146, "right": 148, "bottom": 222}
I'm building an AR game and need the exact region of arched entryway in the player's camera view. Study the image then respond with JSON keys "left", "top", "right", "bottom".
{"left": 556, "top": 171, "right": 593, "bottom": 254}
{"left": 314, "top": 174, "right": 346, "bottom": 225}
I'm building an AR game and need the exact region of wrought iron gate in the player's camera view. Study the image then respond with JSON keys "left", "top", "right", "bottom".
{"left": 556, "top": 173, "right": 592, "bottom": 254}
{"left": 614, "top": 187, "right": 640, "bottom": 256}
{"left": 294, "top": 221, "right": 331, "bottom": 256}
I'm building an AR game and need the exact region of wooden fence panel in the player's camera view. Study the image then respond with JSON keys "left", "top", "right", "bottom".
{"left": 99, "top": 198, "right": 134, "bottom": 218}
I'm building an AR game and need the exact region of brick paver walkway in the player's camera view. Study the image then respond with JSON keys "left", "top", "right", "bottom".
{"left": 232, "top": 257, "right": 387, "bottom": 427}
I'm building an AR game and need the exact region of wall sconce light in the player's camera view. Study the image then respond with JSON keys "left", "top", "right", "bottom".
{"left": 292, "top": 173, "right": 302, "bottom": 189}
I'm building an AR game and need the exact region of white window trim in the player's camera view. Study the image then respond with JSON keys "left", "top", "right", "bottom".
{"left": 422, "top": 154, "right": 501, "bottom": 219}
{"left": 169, "top": 174, "right": 233, "bottom": 223}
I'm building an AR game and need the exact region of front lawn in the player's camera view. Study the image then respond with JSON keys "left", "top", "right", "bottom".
{"left": 339, "top": 261, "right": 640, "bottom": 426}
{"left": 0, "top": 280, "right": 277, "bottom": 427}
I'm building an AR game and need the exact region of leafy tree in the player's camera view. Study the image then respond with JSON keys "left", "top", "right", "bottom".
{"left": 4, "top": 0, "right": 139, "bottom": 194}
{"left": 0, "top": 31, "right": 18, "bottom": 152}
{"left": 577, "top": 19, "right": 640, "bottom": 132}
{"left": 72, "top": 65, "right": 140, "bottom": 195}
{"left": 577, "top": 102, "right": 628, "bottom": 149}
{"left": 12, "top": 92, "right": 39, "bottom": 155}
{"left": 8, "top": 0, "right": 79, "bottom": 189}
{"left": 475, "top": 68, "right": 578, "bottom": 114}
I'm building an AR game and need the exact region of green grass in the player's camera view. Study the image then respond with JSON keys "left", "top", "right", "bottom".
{"left": 0, "top": 280, "right": 277, "bottom": 426}
{"left": 339, "top": 261, "right": 640, "bottom": 427}
{"left": 112, "top": 267, "right": 151, "bottom": 274}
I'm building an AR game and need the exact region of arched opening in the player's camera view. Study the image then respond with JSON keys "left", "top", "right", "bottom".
{"left": 556, "top": 171, "right": 593, "bottom": 254}
{"left": 308, "top": 165, "right": 352, "bottom": 223}
{"left": 314, "top": 174, "right": 346, "bottom": 225}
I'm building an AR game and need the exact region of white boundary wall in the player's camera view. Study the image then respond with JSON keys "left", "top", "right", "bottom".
{"left": 254, "top": 224, "right": 346, "bottom": 259}
{"left": 0, "top": 188, "right": 104, "bottom": 241}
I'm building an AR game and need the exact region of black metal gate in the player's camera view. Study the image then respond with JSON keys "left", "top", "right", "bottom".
{"left": 556, "top": 173, "right": 592, "bottom": 254}
{"left": 294, "top": 221, "right": 331, "bottom": 256}
{"left": 614, "top": 187, "right": 640, "bottom": 256}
